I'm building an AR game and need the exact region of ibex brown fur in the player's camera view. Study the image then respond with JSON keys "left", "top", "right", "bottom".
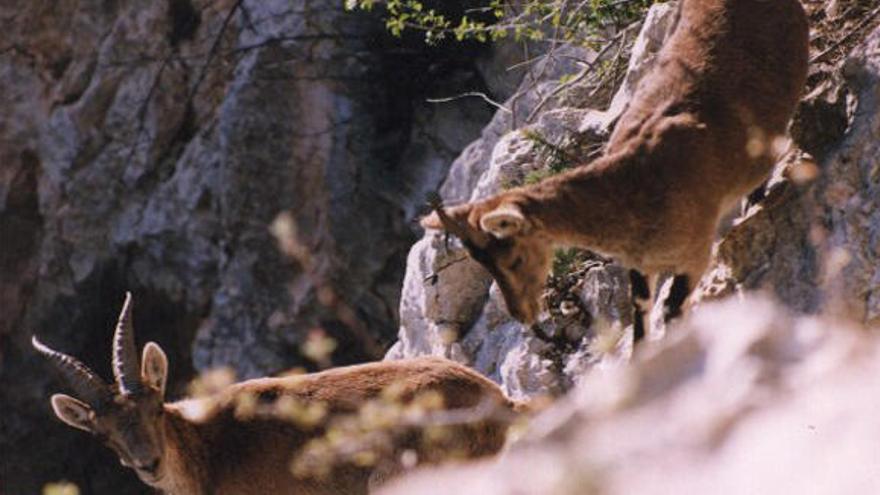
{"left": 34, "top": 293, "right": 515, "bottom": 494}
{"left": 423, "top": 0, "right": 809, "bottom": 340}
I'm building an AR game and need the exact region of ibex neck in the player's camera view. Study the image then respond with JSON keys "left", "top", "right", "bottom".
{"left": 155, "top": 407, "right": 210, "bottom": 495}
{"left": 518, "top": 160, "right": 633, "bottom": 254}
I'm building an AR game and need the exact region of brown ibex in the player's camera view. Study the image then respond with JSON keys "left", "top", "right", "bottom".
{"left": 34, "top": 293, "right": 516, "bottom": 494}
{"left": 423, "top": 0, "right": 809, "bottom": 341}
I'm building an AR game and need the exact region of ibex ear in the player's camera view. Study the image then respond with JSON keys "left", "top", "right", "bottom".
{"left": 51, "top": 394, "right": 95, "bottom": 433}
{"left": 141, "top": 342, "right": 168, "bottom": 397}
{"left": 480, "top": 204, "right": 525, "bottom": 238}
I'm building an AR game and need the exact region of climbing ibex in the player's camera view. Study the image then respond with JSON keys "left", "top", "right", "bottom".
{"left": 34, "top": 293, "right": 515, "bottom": 494}
{"left": 423, "top": 0, "right": 809, "bottom": 341}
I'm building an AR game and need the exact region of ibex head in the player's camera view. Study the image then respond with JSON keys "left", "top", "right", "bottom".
{"left": 33, "top": 292, "right": 170, "bottom": 484}
{"left": 422, "top": 194, "right": 552, "bottom": 324}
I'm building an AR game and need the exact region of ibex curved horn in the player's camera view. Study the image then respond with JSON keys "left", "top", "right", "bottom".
{"left": 112, "top": 292, "right": 142, "bottom": 394}
{"left": 32, "top": 336, "right": 113, "bottom": 408}
{"left": 427, "top": 193, "right": 490, "bottom": 249}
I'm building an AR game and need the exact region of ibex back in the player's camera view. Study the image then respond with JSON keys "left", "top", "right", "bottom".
{"left": 34, "top": 293, "right": 516, "bottom": 494}
{"left": 423, "top": 0, "right": 809, "bottom": 340}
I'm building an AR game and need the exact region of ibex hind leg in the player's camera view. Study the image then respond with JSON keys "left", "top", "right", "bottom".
{"left": 629, "top": 269, "right": 651, "bottom": 344}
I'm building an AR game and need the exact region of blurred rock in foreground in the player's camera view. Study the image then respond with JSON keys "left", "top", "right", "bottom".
{"left": 381, "top": 296, "right": 880, "bottom": 495}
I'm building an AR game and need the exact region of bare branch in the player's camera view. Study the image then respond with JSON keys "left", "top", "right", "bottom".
{"left": 427, "top": 92, "right": 511, "bottom": 114}
{"left": 124, "top": 56, "right": 172, "bottom": 166}
{"left": 526, "top": 20, "right": 639, "bottom": 123}
{"left": 186, "top": 0, "right": 244, "bottom": 103}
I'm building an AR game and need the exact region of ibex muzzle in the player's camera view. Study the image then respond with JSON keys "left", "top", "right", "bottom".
{"left": 424, "top": 195, "right": 552, "bottom": 325}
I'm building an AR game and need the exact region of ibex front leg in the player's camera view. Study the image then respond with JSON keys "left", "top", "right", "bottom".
{"left": 663, "top": 274, "right": 692, "bottom": 325}
{"left": 629, "top": 270, "right": 651, "bottom": 344}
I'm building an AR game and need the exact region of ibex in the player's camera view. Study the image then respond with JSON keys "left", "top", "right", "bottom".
{"left": 423, "top": 0, "right": 809, "bottom": 341}
{"left": 34, "top": 293, "right": 516, "bottom": 494}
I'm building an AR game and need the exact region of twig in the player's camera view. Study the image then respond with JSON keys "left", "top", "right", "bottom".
{"left": 525, "top": 20, "right": 639, "bottom": 123}
{"left": 122, "top": 1, "right": 243, "bottom": 172}
{"left": 423, "top": 256, "right": 470, "bottom": 284}
{"left": 427, "top": 92, "right": 511, "bottom": 114}
{"left": 506, "top": 52, "right": 549, "bottom": 71}
{"left": 186, "top": 0, "right": 244, "bottom": 103}
{"left": 124, "top": 56, "right": 172, "bottom": 166}
{"left": 523, "top": 129, "right": 580, "bottom": 165}
{"left": 584, "top": 25, "right": 629, "bottom": 101}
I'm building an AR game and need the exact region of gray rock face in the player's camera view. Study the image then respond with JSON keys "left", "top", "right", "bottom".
{"left": 0, "top": 0, "right": 504, "bottom": 491}
{"left": 817, "top": 29, "right": 880, "bottom": 322}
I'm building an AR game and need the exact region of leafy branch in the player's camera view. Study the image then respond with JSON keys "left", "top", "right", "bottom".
{"left": 345, "top": 0, "right": 656, "bottom": 46}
